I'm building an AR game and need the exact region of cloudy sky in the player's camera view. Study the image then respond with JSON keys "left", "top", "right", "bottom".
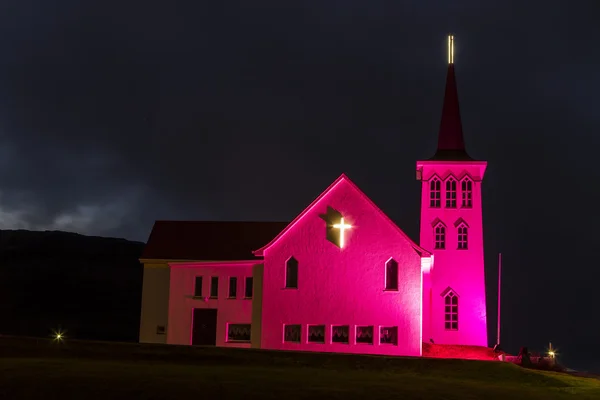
{"left": 0, "top": 1, "right": 599, "bottom": 369}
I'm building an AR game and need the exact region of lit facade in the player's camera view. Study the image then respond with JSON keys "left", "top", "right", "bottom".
{"left": 138, "top": 39, "right": 488, "bottom": 356}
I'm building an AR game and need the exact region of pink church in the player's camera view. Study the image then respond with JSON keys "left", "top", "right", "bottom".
{"left": 138, "top": 37, "right": 488, "bottom": 357}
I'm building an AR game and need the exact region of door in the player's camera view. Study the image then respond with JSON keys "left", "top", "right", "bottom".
{"left": 192, "top": 308, "right": 218, "bottom": 346}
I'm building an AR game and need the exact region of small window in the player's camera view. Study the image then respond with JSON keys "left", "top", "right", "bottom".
{"left": 434, "top": 224, "right": 446, "bottom": 250}
{"left": 210, "top": 277, "right": 219, "bottom": 298}
{"left": 156, "top": 325, "right": 166, "bottom": 335}
{"left": 283, "top": 324, "right": 301, "bottom": 343}
{"left": 461, "top": 178, "right": 473, "bottom": 208}
{"left": 331, "top": 325, "right": 349, "bottom": 344}
{"left": 457, "top": 224, "right": 468, "bottom": 250}
{"left": 285, "top": 257, "right": 298, "bottom": 289}
{"left": 244, "top": 277, "right": 253, "bottom": 298}
{"left": 356, "top": 326, "right": 374, "bottom": 344}
{"left": 385, "top": 259, "right": 398, "bottom": 291}
{"left": 379, "top": 326, "right": 398, "bottom": 345}
{"left": 227, "top": 323, "right": 251, "bottom": 342}
{"left": 194, "top": 276, "right": 203, "bottom": 297}
{"left": 430, "top": 178, "right": 441, "bottom": 208}
{"left": 445, "top": 177, "right": 457, "bottom": 208}
{"left": 307, "top": 325, "right": 325, "bottom": 343}
{"left": 444, "top": 291, "right": 459, "bottom": 330}
{"left": 228, "top": 277, "right": 237, "bottom": 298}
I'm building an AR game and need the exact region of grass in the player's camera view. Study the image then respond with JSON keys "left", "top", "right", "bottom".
{"left": 0, "top": 337, "right": 599, "bottom": 399}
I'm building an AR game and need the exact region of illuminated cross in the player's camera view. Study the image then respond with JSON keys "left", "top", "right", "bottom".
{"left": 448, "top": 34, "right": 454, "bottom": 64}
{"left": 332, "top": 217, "right": 352, "bottom": 248}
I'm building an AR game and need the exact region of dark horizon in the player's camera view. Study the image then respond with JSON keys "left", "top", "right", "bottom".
{"left": 0, "top": 1, "right": 598, "bottom": 372}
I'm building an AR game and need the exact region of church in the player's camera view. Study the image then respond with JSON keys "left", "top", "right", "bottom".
{"left": 138, "top": 36, "right": 488, "bottom": 357}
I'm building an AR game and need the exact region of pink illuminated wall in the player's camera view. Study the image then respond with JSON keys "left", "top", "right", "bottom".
{"left": 417, "top": 161, "right": 488, "bottom": 347}
{"left": 166, "top": 261, "right": 256, "bottom": 347}
{"left": 256, "top": 174, "right": 432, "bottom": 357}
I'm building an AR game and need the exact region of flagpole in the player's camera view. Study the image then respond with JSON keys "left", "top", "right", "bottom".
{"left": 497, "top": 253, "right": 502, "bottom": 345}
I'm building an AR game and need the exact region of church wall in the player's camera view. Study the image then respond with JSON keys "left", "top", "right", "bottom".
{"left": 260, "top": 179, "right": 423, "bottom": 357}
{"left": 139, "top": 263, "right": 170, "bottom": 344}
{"left": 167, "top": 262, "right": 256, "bottom": 347}
{"left": 418, "top": 162, "right": 488, "bottom": 347}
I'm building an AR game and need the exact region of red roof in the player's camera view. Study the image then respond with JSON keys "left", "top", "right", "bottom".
{"left": 141, "top": 221, "right": 288, "bottom": 261}
{"left": 429, "top": 64, "right": 474, "bottom": 161}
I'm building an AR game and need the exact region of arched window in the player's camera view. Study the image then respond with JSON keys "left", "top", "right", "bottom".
{"left": 385, "top": 258, "right": 398, "bottom": 291}
{"left": 445, "top": 177, "right": 457, "bottom": 208}
{"left": 285, "top": 257, "right": 298, "bottom": 288}
{"left": 434, "top": 223, "right": 446, "bottom": 249}
{"left": 444, "top": 291, "right": 459, "bottom": 330}
{"left": 457, "top": 224, "right": 468, "bottom": 250}
{"left": 461, "top": 178, "right": 473, "bottom": 208}
{"left": 430, "top": 178, "right": 441, "bottom": 208}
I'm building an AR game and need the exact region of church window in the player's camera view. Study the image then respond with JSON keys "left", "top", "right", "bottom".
{"left": 193, "top": 276, "right": 203, "bottom": 297}
{"left": 356, "top": 326, "right": 374, "bottom": 344}
{"left": 210, "top": 277, "right": 219, "bottom": 298}
{"left": 285, "top": 257, "right": 298, "bottom": 289}
{"left": 227, "top": 323, "right": 251, "bottom": 342}
{"left": 379, "top": 326, "right": 398, "bottom": 345}
{"left": 385, "top": 258, "right": 399, "bottom": 291}
{"left": 445, "top": 177, "right": 457, "bottom": 208}
{"left": 307, "top": 325, "right": 325, "bottom": 343}
{"left": 457, "top": 224, "right": 468, "bottom": 250}
{"left": 434, "top": 224, "right": 446, "bottom": 249}
{"left": 430, "top": 178, "right": 441, "bottom": 208}
{"left": 444, "top": 291, "right": 459, "bottom": 330}
{"left": 331, "top": 325, "right": 349, "bottom": 344}
{"left": 244, "top": 277, "right": 253, "bottom": 298}
{"left": 461, "top": 178, "right": 473, "bottom": 208}
{"left": 283, "top": 324, "right": 301, "bottom": 343}
{"left": 228, "top": 277, "right": 237, "bottom": 298}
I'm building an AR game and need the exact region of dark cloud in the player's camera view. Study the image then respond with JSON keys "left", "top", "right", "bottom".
{"left": 0, "top": 0, "right": 598, "bottom": 369}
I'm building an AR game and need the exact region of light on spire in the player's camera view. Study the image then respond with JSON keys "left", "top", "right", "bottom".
{"left": 448, "top": 35, "right": 454, "bottom": 64}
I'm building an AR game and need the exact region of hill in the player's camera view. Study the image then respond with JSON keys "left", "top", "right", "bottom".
{"left": 0, "top": 337, "right": 599, "bottom": 399}
{"left": 0, "top": 229, "right": 144, "bottom": 341}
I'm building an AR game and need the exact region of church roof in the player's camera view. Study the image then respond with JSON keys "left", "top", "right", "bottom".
{"left": 428, "top": 62, "right": 475, "bottom": 161}
{"left": 141, "top": 220, "right": 289, "bottom": 261}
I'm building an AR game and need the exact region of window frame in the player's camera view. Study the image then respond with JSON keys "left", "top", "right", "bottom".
{"left": 226, "top": 323, "right": 251, "bottom": 343}
{"left": 307, "top": 324, "right": 326, "bottom": 344}
{"left": 331, "top": 325, "right": 350, "bottom": 344}
{"left": 445, "top": 177, "right": 457, "bottom": 208}
{"left": 379, "top": 326, "right": 398, "bottom": 346}
{"left": 430, "top": 178, "right": 441, "bottom": 208}
{"left": 457, "top": 224, "right": 468, "bottom": 250}
{"left": 461, "top": 178, "right": 473, "bottom": 208}
{"left": 355, "top": 326, "right": 374, "bottom": 345}
{"left": 384, "top": 258, "right": 399, "bottom": 291}
{"left": 434, "top": 223, "right": 446, "bottom": 250}
{"left": 193, "top": 276, "right": 203, "bottom": 297}
{"left": 228, "top": 277, "right": 237, "bottom": 299}
{"left": 244, "top": 276, "right": 253, "bottom": 299}
{"left": 210, "top": 276, "right": 219, "bottom": 298}
{"left": 444, "top": 291, "right": 459, "bottom": 331}
{"left": 285, "top": 256, "right": 299, "bottom": 289}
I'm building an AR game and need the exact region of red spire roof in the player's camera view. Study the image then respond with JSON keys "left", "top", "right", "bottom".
{"left": 429, "top": 37, "right": 474, "bottom": 161}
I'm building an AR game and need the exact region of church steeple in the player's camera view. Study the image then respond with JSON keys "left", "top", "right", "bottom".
{"left": 430, "top": 35, "right": 473, "bottom": 161}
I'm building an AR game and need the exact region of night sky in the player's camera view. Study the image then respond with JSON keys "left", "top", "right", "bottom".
{"left": 1, "top": 1, "right": 598, "bottom": 371}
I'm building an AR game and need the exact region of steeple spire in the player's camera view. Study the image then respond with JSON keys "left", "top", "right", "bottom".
{"left": 430, "top": 35, "right": 473, "bottom": 161}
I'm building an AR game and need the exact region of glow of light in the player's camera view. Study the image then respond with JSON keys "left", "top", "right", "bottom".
{"left": 52, "top": 329, "right": 66, "bottom": 342}
{"left": 448, "top": 35, "right": 454, "bottom": 64}
{"left": 332, "top": 217, "right": 352, "bottom": 248}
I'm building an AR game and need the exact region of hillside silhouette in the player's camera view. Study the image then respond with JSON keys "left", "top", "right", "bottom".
{"left": 0, "top": 229, "right": 144, "bottom": 342}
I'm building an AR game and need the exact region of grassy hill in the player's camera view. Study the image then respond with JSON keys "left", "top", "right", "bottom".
{"left": 0, "top": 229, "right": 144, "bottom": 341}
{"left": 0, "top": 336, "right": 598, "bottom": 399}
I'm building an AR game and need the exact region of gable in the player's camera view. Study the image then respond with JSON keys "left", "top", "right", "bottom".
{"left": 253, "top": 174, "right": 430, "bottom": 257}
